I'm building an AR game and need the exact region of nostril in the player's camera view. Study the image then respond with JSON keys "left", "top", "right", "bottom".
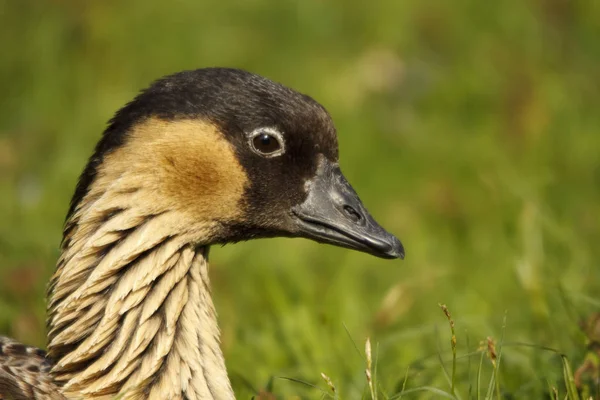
{"left": 343, "top": 205, "right": 362, "bottom": 223}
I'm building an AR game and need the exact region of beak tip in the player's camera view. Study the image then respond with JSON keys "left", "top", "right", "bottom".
{"left": 388, "top": 237, "right": 405, "bottom": 260}
{"left": 374, "top": 234, "right": 404, "bottom": 260}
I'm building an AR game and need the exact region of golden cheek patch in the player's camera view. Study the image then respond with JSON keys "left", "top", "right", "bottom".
{"left": 96, "top": 117, "right": 249, "bottom": 223}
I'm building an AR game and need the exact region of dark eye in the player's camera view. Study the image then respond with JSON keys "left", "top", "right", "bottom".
{"left": 250, "top": 131, "right": 284, "bottom": 156}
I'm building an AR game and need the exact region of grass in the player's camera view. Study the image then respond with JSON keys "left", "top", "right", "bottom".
{"left": 277, "top": 307, "right": 587, "bottom": 399}
{"left": 1, "top": 0, "right": 600, "bottom": 398}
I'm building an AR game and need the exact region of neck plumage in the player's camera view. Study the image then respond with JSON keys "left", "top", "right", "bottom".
{"left": 45, "top": 186, "right": 235, "bottom": 399}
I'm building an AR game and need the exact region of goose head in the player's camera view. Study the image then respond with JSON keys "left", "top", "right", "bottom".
{"left": 70, "top": 67, "right": 404, "bottom": 259}
{"left": 44, "top": 68, "right": 404, "bottom": 398}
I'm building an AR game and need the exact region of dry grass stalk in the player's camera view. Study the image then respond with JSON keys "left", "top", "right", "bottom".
{"left": 320, "top": 372, "right": 336, "bottom": 395}
{"left": 439, "top": 303, "right": 457, "bottom": 395}
{"left": 365, "top": 337, "right": 376, "bottom": 400}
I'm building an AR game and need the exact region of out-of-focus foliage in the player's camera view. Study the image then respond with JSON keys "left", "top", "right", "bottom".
{"left": 1, "top": 0, "right": 599, "bottom": 398}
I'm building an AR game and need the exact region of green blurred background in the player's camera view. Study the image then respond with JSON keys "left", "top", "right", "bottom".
{"left": 1, "top": 0, "right": 599, "bottom": 398}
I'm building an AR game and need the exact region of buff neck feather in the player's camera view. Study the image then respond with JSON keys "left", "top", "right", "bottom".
{"left": 44, "top": 174, "right": 235, "bottom": 399}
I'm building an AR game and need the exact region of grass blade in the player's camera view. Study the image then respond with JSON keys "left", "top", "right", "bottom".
{"left": 392, "top": 386, "right": 457, "bottom": 399}
{"left": 477, "top": 351, "right": 484, "bottom": 400}
{"left": 561, "top": 355, "right": 580, "bottom": 400}
{"left": 278, "top": 376, "right": 332, "bottom": 398}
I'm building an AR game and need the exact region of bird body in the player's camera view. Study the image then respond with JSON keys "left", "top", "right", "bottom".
{"left": 0, "top": 68, "right": 403, "bottom": 399}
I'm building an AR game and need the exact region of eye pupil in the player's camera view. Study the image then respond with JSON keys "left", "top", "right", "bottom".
{"left": 260, "top": 134, "right": 271, "bottom": 146}
{"left": 252, "top": 132, "right": 282, "bottom": 155}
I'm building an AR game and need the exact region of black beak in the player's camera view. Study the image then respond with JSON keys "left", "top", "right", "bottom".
{"left": 291, "top": 159, "right": 404, "bottom": 259}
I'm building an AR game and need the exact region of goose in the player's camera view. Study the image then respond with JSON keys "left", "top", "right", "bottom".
{"left": 0, "top": 68, "right": 404, "bottom": 400}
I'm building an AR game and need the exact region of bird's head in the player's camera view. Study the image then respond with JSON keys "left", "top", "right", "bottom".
{"left": 69, "top": 68, "right": 404, "bottom": 259}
